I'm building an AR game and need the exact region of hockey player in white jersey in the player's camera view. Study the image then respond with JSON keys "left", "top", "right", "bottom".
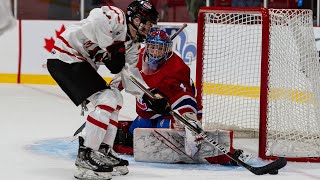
{"left": 0, "top": 0, "right": 16, "bottom": 35}
{"left": 46, "top": 1, "right": 159, "bottom": 179}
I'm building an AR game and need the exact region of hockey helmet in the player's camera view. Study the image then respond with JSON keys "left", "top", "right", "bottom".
{"left": 142, "top": 28, "right": 173, "bottom": 75}
{"left": 126, "top": 0, "right": 159, "bottom": 42}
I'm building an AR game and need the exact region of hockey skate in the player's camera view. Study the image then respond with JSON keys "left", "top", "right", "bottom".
{"left": 99, "top": 143, "right": 129, "bottom": 176}
{"left": 74, "top": 137, "right": 113, "bottom": 180}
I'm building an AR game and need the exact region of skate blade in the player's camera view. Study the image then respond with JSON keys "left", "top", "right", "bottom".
{"left": 74, "top": 166, "right": 112, "bottom": 180}
{"left": 111, "top": 166, "right": 129, "bottom": 176}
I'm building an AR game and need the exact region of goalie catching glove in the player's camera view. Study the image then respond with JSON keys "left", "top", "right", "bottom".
{"left": 103, "top": 41, "right": 126, "bottom": 74}
{"left": 142, "top": 88, "right": 171, "bottom": 114}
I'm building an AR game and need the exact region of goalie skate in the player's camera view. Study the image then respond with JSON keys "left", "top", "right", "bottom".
{"left": 74, "top": 137, "right": 113, "bottom": 180}
{"left": 99, "top": 143, "right": 129, "bottom": 176}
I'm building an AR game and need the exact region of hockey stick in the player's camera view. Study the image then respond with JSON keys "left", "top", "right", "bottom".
{"left": 73, "top": 122, "right": 86, "bottom": 136}
{"left": 73, "top": 101, "right": 89, "bottom": 136}
{"left": 122, "top": 69, "right": 287, "bottom": 175}
{"left": 170, "top": 23, "right": 187, "bottom": 40}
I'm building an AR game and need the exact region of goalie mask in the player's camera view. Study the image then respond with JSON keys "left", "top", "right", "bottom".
{"left": 126, "top": 0, "right": 159, "bottom": 42}
{"left": 142, "top": 29, "right": 173, "bottom": 75}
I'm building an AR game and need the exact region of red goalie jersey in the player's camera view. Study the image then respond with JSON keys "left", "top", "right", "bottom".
{"left": 135, "top": 48, "right": 201, "bottom": 123}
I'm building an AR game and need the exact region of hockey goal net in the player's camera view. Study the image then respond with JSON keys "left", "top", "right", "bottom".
{"left": 196, "top": 7, "right": 320, "bottom": 162}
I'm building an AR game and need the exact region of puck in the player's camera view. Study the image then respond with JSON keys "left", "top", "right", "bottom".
{"left": 269, "top": 170, "right": 278, "bottom": 175}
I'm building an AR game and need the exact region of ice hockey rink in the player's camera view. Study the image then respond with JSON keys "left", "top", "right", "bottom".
{"left": 1, "top": 83, "right": 320, "bottom": 180}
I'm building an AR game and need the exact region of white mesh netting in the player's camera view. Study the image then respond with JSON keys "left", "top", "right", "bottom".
{"left": 199, "top": 8, "right": 320, "bottom": 159}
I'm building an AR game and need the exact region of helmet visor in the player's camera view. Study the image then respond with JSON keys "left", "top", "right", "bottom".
{"left": 142, "top": 42, "right": 171, "bottom": 75}
{"left": 142, "top": 54, "right": 160, "bottom": 75}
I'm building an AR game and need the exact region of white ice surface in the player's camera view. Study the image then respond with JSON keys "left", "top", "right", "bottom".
{"left": 1, "top": 84, "right": 320, "bottom": 180}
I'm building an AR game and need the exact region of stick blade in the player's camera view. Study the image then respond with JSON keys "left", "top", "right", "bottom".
{"left": 251, "top": 157, "right": 287, "bottom": 175}
{"left": 73, "top": 122, "right": 86, "bottom": 137}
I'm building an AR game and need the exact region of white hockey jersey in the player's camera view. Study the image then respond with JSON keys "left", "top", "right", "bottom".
{"left": 50, "top": 6, "right": 128, "bottom": 70}
{"left": 49, "top": 5, "right": 147, "bottom": 97}
{"left": 0, "top": 0, "right": 16, "bottom": 35}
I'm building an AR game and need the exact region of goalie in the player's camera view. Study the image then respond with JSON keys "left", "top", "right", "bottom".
{"left": 129, "top": 28, "right": 202, "bottom": 157}
{"left": 110, "top": 28, "right": 202, "bottom": 157}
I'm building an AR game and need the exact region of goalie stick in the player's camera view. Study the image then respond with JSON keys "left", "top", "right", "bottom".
{"left": 121, "top": 69, "right": 287, "bottom": 175}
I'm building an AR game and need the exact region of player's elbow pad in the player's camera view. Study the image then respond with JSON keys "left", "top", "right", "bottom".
{"left": 104, "top": 41, "right": 126, "bottom": 74}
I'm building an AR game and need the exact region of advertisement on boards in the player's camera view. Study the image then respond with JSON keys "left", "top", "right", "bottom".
{"left": 19, "top": 21, "right": 198, "bottom": 84}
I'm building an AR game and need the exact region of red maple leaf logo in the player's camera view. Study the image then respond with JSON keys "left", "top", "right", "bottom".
{"left": 44, "top": 37, "right": 55, "bottom": 52}
{"left": 55, "top": 24, "right": 65, "bottom": 37}
{"left": 44, "top": 24, "right": 66, "bottom": 52}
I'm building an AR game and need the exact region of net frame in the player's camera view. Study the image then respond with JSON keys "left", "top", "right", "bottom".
{"left": 196, "top": 7, "right": 320, "bottom": 162}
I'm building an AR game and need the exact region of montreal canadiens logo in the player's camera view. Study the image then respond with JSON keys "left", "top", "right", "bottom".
{"left": 137, "top": 98, "right": 147, "bottom": 110}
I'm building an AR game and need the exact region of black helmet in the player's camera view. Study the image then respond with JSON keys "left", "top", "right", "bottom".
{"left": 126, "top": 0, "right": 159, "bottom": 25}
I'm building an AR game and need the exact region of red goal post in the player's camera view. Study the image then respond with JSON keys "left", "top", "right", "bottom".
{"left": 196, "top": 7, "right": 320, "bottom": 162}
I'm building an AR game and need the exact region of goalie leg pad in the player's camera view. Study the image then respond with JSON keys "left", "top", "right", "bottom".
{"left": 134, "top": 128, "right": 234, "bottom": 164}
{"left": 185, "top": 128, "right": 199, "bottom": 157}
{"left": 47, "top": 59, "right": 109, "bottom": 106}
{"left": 182, "top": 112, "right": 203, "bottom": 157}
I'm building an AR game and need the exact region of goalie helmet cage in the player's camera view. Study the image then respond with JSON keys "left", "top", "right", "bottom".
{"left": 196, "top": 7, "right": 320, "bottom": 162}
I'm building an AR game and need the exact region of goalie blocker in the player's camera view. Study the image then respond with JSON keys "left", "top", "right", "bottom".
{"left": 114, "top": 121, "right": 243, "bottom": 165}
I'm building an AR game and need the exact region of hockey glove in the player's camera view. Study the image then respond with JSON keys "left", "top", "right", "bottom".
{"left": 104, "top": 41, "right": 126, "bottom": 74}
{"left": 142, "top": 88, "right": 171, "bottom": 114}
